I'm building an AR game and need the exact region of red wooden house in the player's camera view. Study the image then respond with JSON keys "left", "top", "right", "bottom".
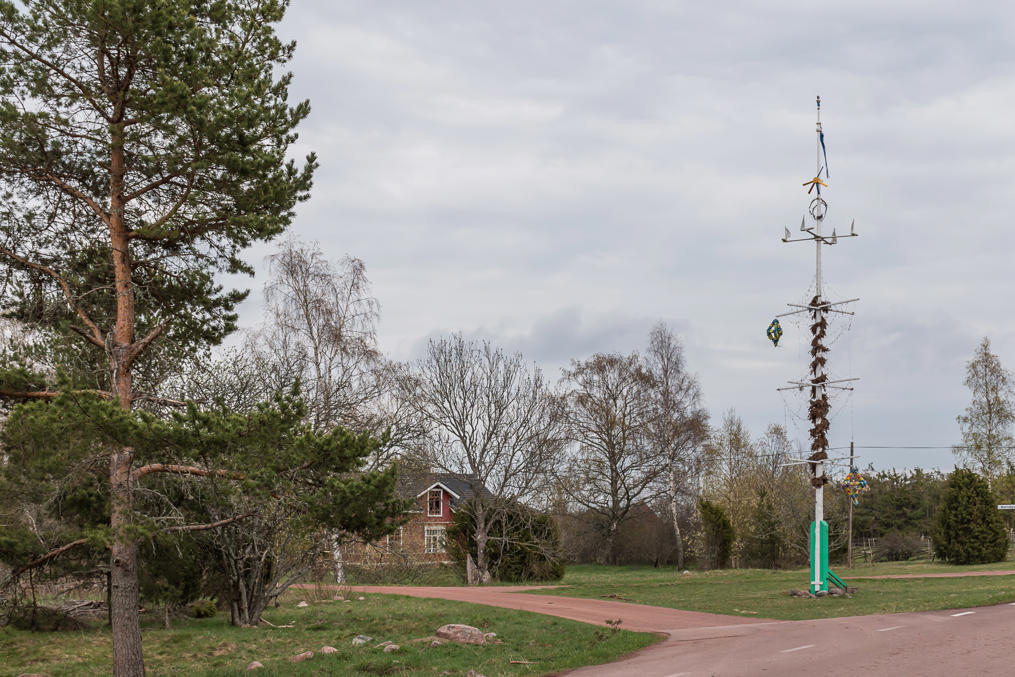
{"left": 344, "top": 473, "right": 493, "bottom": 566}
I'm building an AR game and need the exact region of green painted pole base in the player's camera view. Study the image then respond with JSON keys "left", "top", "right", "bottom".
{"left": 809, "top": 520, "right": 829, "bottom": 594}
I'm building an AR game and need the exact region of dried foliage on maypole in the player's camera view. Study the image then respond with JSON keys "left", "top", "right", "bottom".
{"left": 806, "top": 295, "right": 831, "bottom": 486}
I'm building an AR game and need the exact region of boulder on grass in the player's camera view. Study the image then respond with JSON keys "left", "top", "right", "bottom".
{"left": 352, "top": 634, "right": 373, "bottom": 646}
{"left": 320, "top": 646, "right": 338, "bottom": 654}
{"left": 289, "top": 651, "right": 313, "bottom": 663}
{"left": 383, "top": 644, "right": 400, "bottom": 653}
{"left": 436, "top": 624, "right": 486, "bottom": 645}
{"left": 245, "top": 661, "right": 264, "bottom": 670}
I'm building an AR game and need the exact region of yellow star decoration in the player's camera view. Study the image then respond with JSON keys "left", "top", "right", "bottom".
{"left": 803, "top": 176, "right": 828, "bottom": 194}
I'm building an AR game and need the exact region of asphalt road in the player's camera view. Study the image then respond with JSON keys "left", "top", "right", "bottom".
{"left": 565, "top": 602, "right": 1015, "bottom": 676}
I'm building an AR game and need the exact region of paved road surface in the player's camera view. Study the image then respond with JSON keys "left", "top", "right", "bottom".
{"left": 566, "top": 602, "right": 1015, "bottom": 676}
{"left": 337, "top": 582, "right": 1015, "bottom": 676}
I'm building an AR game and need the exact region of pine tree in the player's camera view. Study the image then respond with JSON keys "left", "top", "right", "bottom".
{"left": 0, "top": 2, "right": 315, "bottom": 673}
{"left": 698, "top": 499, "right": 735, "bottom": 569}
{"left": 932, "top": 468, "right": 1008, "bottom": 565}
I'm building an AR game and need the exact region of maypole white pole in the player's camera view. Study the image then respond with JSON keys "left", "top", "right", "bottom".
{"left": 813, "top": 94, "right": 825, "bottom": 590}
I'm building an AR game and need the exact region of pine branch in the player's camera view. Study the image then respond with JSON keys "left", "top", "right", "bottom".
{"left": 0, "top": 27, "right": 112, "bottom": 122}
{"left": 1, "top": 538, "right": 90, "bottom": 588}
{"left": 133, "top": 464, "right": 244, "bottom": 481}
{"left": 0, "top": 245, "right": 106, "bottom": 348}
{"left": 162, "top": 512, "right": 255, "bottom": 533}
{"left": 0, "top": 388, "right": 185, "bottom": 408}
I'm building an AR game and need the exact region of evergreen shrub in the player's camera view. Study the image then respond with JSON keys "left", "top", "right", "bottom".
{"left": 932, "top": 468, "right": 1008, "bottom": 565}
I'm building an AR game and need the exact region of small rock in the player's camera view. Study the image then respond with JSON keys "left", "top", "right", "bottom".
{"left": 483, "top": 632, "right": 497, "bottom": 639}
{"left": 814, "top": 589, "right": 828, "bottom": 598}
{"left": 383, "top": 644, "right": 400, "bottom": 653}
{"left": 245, "top": 661, "right": 264, "bottom": 671}
{"left": 320, "top": 645, "right": 338, "bottom": 654}
{"left": 829, "top": 587, "right": 844, "bottom": 596}
{"left": 296, "top": 601, "right": 309, "bottom": 608}
{"left": 289, "top": 651, "right": 313, "bottom": 663}
{"left": 333, "top": 595, "right": 344, "bottom": 601}
{"left": 344, "top": 599, "right": 351, "bottom": 603}
{"left": 682, "top": 570, "right": 691, "bottom": 576}
{"left": 430, "top": 639, "right": 443, "bottom": 648}
{"left": 352, "top": 634, "right": 373, "bottom": 646}
{"left": 357, "top": 596, "right": 365, "bottom": 601}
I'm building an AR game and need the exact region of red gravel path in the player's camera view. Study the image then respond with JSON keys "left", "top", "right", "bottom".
{"left": 340, "top": 584, "right": 767, "bottom": 633}
{"left": 850, "top": 569, "right": 1015, "bottom": 579}
{"left": 316, "top": 580, "right": 1015, "bottom": 676}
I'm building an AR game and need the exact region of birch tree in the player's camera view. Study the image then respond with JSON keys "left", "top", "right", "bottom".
{"left": 645, "top": 323, "right": 708, "bottom": 570}
{"left": 955, "top": 337, "right": 1015, "bottom": 483}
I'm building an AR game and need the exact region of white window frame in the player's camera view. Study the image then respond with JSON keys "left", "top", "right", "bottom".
{"left": 424, "top": 526, "right": 446, "bottom": 554}
{"left": 384, "top": 527, "right": 403, "bottom": 550}
{"left": 427, "top": 488, "right": 443, "bottom": 517}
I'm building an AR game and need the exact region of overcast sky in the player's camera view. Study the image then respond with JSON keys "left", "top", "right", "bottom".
{"left": 233, "top": 1, "right": 1015, "bottom": 472}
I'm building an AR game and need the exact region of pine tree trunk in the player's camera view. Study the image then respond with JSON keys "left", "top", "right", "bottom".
{"left": 110, "top": 450, "right": 144, "bottom": 676}
{"left": 108, "top": 132, "right": 145, "bottom": 675}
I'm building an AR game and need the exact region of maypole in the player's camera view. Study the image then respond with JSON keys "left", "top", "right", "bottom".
{"left": 774, "top": 96, "right": 859, "bottom": 594}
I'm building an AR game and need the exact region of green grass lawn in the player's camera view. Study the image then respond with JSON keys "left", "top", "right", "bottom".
{"left": 527, "top": 560, "right": 1015, "bottom": 621}
{"left": 0, "top": 590, "right": 656, "bottom": 677}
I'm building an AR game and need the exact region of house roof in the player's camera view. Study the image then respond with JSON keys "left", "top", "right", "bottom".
{"left": 398, "top": 471, "right": 495, "bottom": 510}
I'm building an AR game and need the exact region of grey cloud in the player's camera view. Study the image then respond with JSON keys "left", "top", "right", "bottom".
{"left": 214, "top": 1, "right": 1015, "bottom": 471}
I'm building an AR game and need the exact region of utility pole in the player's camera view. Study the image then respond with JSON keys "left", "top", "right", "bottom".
{"left": 847, "top": 440, "right": 855, "bottom": 569}
{"left": 776, "top": 96, "right": 859, "bottom": 594}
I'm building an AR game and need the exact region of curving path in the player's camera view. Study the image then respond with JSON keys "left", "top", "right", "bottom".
{"left": 330, "top": 582, "right": 1015, "bottom": 676}
{"left": 850, "top": 569, "right": 1015, "bottom": 579}
{"left": 345, "top": 584, "right": 766, "bottom": 634}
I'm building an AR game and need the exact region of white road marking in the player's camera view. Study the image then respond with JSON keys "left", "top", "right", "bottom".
{"left": 950, "top": 611, "right": 975, "bottom": 617}
{"left": 781, "top": 644, "right": 815, "bottom": 653}
{"left": 876, "top": 625, "right": 904, "bottom": 632}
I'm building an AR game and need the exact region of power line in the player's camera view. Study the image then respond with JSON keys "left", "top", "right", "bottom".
{"left": 828, "top": 445, "right": 1010, "bottom": 451}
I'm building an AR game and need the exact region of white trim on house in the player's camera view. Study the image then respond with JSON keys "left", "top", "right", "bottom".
{"left": 415, "top": 481, "right": 462, "bottom": 500}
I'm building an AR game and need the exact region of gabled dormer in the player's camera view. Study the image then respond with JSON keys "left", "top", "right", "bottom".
{"left": 416, "top": 481, "right": 460, "bottom": 521}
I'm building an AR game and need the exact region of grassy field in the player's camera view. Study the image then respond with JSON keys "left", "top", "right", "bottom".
{"left": 527, "top": 560, "right": 1015, "bottom": 621}
{"left": 0, "top": 589, "right": 656, "bottom": 677}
